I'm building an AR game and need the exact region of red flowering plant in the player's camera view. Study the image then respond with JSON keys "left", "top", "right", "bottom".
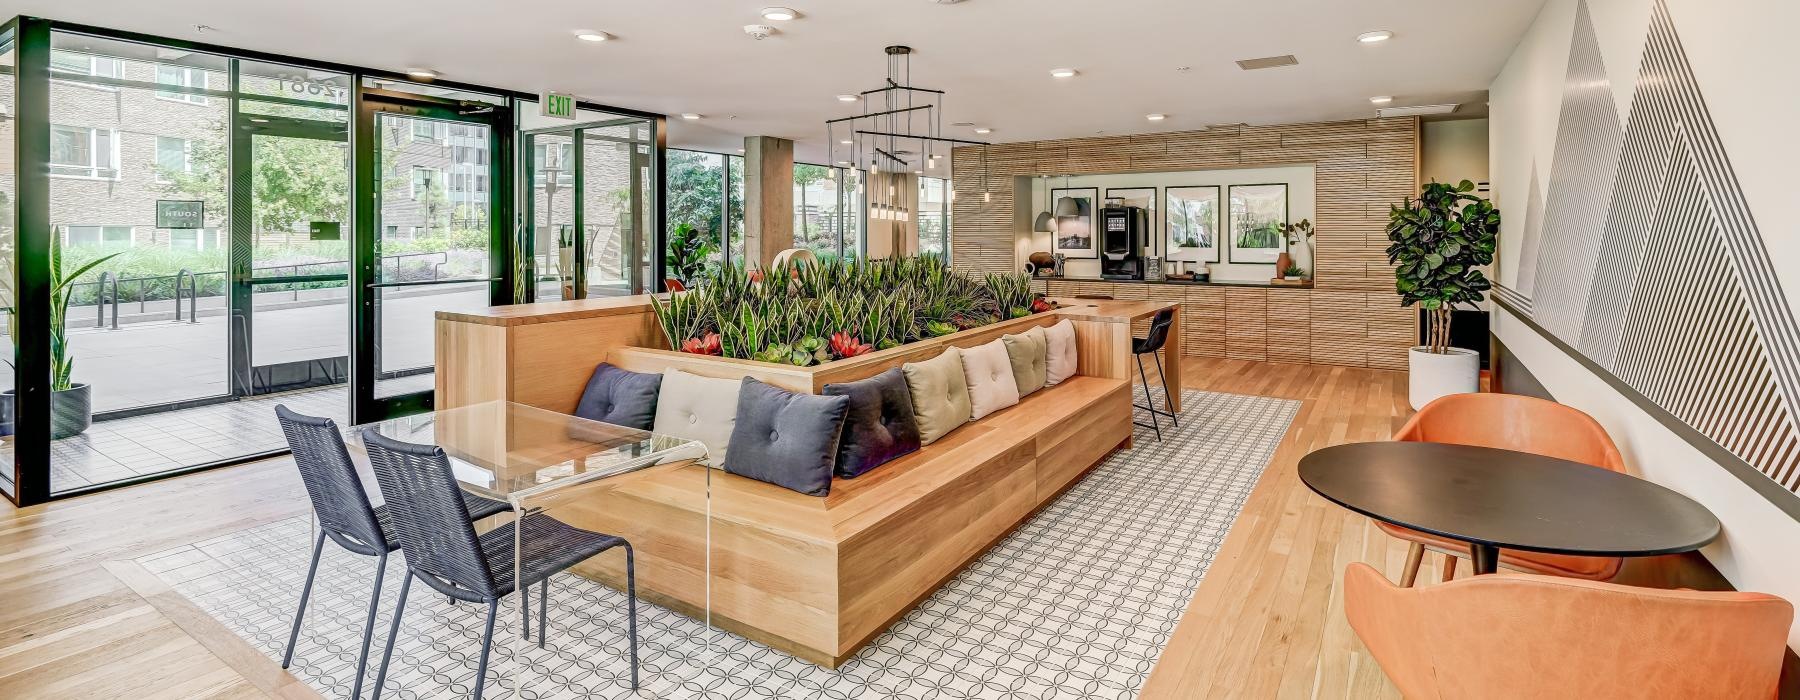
{"left": 680, "top": 332, "right": 722, "bottom": 356}
{"left": 829, "top": 332, "right": 874, "bottom": 359}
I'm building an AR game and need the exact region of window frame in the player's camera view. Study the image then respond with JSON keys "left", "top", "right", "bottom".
{"left": 48, "top": 49, "right": 122, "bottom": 90}
{"left": 154, "top": 64, "right": 212, "bottom": 105}
{"left": 49, "top": 124, "right": 121, "bottom": 180}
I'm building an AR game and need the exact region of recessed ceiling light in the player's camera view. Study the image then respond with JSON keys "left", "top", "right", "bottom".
{"left": 837, "top": 160, "right": 852, "bottom": 166}
{"left": 761, "top": 7, "right": 799, "bottom": 21}
{"left": 405, "top": 69, "right": 438, "bottom": 79}
{"left": 836, "top": 94, "right": 860, "bottom": 102}
{"left": 681, "top": 113, "right": 702, "bottom": 120}
{"left": 1049, "top": 68, "right": 1078, "bottom": 78}
{"left": 1146, "top": 113, "right": 1166, "bottom": 121}
{"left": 840, "top": 139, "right": 853, "bottom": 145}
{"left": 973, "top": 127, "right": 992, "bottom": 134}
{"left": 914, "top": 170, "right": 924, "bottom": 175}
{"left": 737, "top": 148, "right": 745, "bottom": 153}
{"left": 1369, "top": 95, "right": 1394, "bottom": 104}
{"left": 573, "top": 30, "right": 611, "bottom": 42}
{"left": 1358, "top": 30, "right": 1394, "bottom": 43}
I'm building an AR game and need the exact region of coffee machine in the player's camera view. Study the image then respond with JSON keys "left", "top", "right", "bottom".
{"left": 1099, "top": 205, "right": 1149, "bottom": 280}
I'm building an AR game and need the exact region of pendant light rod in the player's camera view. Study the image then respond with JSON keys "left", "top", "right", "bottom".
{"left": 862, "top": 82, "right": 946, "bottom": 96}
{"left": 853, "top": 129, "right": 988, "bottom": 146}
{"left": 826, "top": 104, "right": 933, "bottom": 125}
{"left": 871, "top": 147, "right": 908, "bottom": 166}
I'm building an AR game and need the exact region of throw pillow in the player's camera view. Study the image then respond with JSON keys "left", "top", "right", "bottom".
{"left": 651, "top": 368, "right": 742, "bottom": 465}
{"left": 902, "top": 346, "right": 972, "bottom": 445}
{"left": 1044, "top": 319, "right": 1080, "bottom": 385}
{"left": 724, "top": 378, "right": 851, "bottom": 496}
{"left": 1001, "top": 326, "right": 1049, "bottom": 398}
{"left": 822, "top": 368, "right": 922, "bottom": 478}
{"left": 573, "top": 363, "right": 662, "bottom": 430}
{"left": 961, "top": 338, "right": 1021, "bottom": 420}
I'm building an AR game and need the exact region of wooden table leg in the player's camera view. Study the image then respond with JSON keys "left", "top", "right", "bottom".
{"left": 1164, "top": 305, "right": 1182, "bottom": 413}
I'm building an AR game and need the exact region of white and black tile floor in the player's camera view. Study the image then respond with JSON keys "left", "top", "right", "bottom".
{"left": 138, "top": 389, "right": 1299, "bottom": 699}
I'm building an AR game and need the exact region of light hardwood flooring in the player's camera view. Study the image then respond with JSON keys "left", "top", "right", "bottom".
{"left": 0, "top": 357, "right": 1628, "bottom": 698}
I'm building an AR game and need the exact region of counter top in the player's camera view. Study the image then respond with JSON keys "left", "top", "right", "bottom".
{"left": 1035, "top": 275, "right": 1313, "bottom": 290}
{"left": 1048, "top": 298, "right": 1177, "bottom": 323}
{"left": 437, "top": 294, "right": 667, "bottom": 326}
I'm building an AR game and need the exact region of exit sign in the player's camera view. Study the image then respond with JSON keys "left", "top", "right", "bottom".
{"left": 541, "top": 92, "right": 576, "bottom": 120}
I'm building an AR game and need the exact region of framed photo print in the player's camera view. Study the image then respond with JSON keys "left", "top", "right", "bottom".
{"left": 1163, "top": 186, "right": 1220, "bottom": 263}
{"left": 1050, "top": 187, "right": 1099, "bottom": 259}
{"left": 1228, "top": 183, "right": 1288, "bottom": 264}
{"left": 1104, "top": 187, "right": 1157, "bottom": 255}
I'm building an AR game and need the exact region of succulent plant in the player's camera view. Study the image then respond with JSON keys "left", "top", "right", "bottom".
{"left": 829, "top": 332, "right": 874, "bottom": 359}
{"left": 679, "top": 332, "right": 722, "bottom": 356}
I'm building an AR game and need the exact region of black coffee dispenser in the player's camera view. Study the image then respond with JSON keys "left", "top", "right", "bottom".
{"left": 1100, "top": 205, "right": 1149, "bottom": 280}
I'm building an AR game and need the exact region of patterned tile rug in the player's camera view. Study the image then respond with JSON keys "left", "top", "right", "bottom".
{"left": 137, "top": 389, "right": 1298, "bottom": 700}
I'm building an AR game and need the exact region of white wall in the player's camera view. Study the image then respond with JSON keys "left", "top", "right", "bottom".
{"left": 1016, "top": 165, "right": 1316, "bottom": 282}
{"left": 1421, "top": 118, "right": 1489, "bottom": 190}
{"left": 1490, "top": 0, "right": 1800, "bottom": 649}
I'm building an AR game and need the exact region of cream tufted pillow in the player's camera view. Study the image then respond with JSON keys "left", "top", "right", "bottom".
{"left": 960, "top": 338, "right": 1022, "bottom": 420}
{"left": 902, "top": 347, "right": 973, "bottom": 445}
{"left": 1001, "top": 326, "right": 1050, "bottom": 398}
{"left": 1044, "top": 319, "right": 1079, "bottom": 386}
{"left": 651, "top": 368, "right": 742, "bottom": 465}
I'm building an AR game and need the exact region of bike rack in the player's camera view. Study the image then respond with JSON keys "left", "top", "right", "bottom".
{"left": 96, "top": 271, "right": 119, "bottom": 330}
{"left": 173, "top": 268, "right": 199, "bottom": 323}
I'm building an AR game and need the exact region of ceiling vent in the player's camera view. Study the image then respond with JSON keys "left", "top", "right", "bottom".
{"left": 1376, "top": 103, "right": 1459, "bottom": 118}
{"left": 1235, "top": 55, "right": 1298, "bottom": 70}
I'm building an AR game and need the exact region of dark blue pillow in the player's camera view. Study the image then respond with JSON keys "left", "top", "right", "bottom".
{"left": 573, "top": 363, "right": 661, "bottom": 430}
{"left": 822, "top": 368, "right": 922, "bottom": 478}
{"left": 724, "top": 378, "right": 851, "bottom": 497}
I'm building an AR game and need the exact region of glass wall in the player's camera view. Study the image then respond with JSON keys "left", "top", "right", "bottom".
{"left": 0, "top": 29, "right": 15, "bottom": 499}
{"left": 919, "top": 176, "right": 950, "bottom": 257}
{"left": 666, "top": 149, "right": 727, "bottom": 284}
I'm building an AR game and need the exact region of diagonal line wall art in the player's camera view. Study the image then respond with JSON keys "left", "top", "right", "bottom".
{"left": 1502, "top": 0, "right": 1800, "bottom": 495}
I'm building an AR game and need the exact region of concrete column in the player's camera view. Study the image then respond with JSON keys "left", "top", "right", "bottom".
{"left": 743, "top": 136, "right": 794, "bottom": 269}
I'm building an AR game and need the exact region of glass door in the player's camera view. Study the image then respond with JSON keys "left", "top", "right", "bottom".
{"left": 357, "top": 90, "right": 510, "bottom": 420}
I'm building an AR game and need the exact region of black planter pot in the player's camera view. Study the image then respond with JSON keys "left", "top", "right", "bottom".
{"left": 1, "top": 384, "right": 93, "bottom": 440}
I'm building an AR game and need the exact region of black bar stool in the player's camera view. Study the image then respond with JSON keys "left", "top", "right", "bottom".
{"left": 1132, "top": 308, "right": 1180, "bottom": 441}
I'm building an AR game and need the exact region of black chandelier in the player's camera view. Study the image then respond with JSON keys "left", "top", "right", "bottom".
{"left": 827, "top": 45, "right": 990, "bottom": 191}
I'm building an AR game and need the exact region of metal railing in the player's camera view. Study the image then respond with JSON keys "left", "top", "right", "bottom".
{"left": 67, "top": 251, "right": 456, "bottom": 318}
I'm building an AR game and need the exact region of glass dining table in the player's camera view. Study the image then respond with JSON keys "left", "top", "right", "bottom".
{"left": 342, "top": 400, "right": 714, "bottom": 697}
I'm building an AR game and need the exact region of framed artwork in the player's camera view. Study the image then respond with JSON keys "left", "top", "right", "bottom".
{"left": 1228, "top": 183, "right": 1288, "bottom": 264}
{"left": 1104, "top": 187, "right": 1157, "bottom": 255}
{"left": 1050, "top": 187, "right": 1099, "bottom": 259}
{"left": 1163, "top": 186, "right": 1220, "bottom": 263}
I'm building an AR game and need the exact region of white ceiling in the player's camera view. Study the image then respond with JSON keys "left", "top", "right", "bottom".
{"left": 16, "top": 0, "right": 1545, "bottom": 170}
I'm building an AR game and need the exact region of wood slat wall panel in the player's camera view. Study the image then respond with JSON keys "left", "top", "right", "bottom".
{"left": 960, "top": 117, "right": 1418, "bottom": 367}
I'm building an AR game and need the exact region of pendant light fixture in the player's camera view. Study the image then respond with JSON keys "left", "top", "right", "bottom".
{"left": 1053, "top": 174, "right": 1083, "bottom": 217}
{"left": 1032, "top": 176, "right": 1054, "bottom": 232}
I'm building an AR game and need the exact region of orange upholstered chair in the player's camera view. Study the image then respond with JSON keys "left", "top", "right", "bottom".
{"left": 1382, "top": 392, "right": 1628, "bottom": 584}
{"left": 1343, "top": 562, "right": 1792, "bottom": 699}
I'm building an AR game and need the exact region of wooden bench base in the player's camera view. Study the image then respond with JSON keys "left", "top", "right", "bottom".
{"left": 557, "top": 375, "right": 1132, "bottom": 666}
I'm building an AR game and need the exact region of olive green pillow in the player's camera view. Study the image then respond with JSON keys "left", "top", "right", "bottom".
{"left": 901, "top": 347, "right": 973, "bottom": 445}
{"left": 1002, "top": 326, "right": 1049, "bottom": 398}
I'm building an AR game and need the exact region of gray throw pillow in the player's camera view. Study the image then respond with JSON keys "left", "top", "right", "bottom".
{"left": 1002, "top": 326, "right": 1049, "bottom": 398}
{"left": 573, "top": 363, "right": 661, "bottom": 430}
{"left": 724, "top": 378, "right": 851, "bottom": 496}
{"left": 822, "top": 368, "right": 922, "bottom": 478}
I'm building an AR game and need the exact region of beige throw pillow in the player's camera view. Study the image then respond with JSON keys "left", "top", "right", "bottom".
{"left": 1002, "top": 326, "right": 1050, "bottom": 397}
{"left": 960, "top": 338, "right": 1022, "bottom": 420}
{"left": 902, "top": 347, "right": 973, "bottom": 445}
{"left": 651, "top": 368, "right": 743, "bottom": 465}
{"left": 1044, "top": 319, "right": 1079, "bottom": 385}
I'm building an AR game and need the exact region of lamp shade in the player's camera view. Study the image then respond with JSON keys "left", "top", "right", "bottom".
{"left": 1033, "top": 211, "right": 1054, "bottom": 233}
{"left": 1053, "top": 196, "right": 1084, "bottom": 218}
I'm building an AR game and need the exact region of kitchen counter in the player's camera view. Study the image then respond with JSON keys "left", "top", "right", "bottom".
{"left": 1033, "top": 275, "right": 1314, "bottom": 290}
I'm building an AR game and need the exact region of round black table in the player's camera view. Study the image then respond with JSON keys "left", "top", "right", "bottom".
{"left": 1299, "top": 441, "right": 1720, "bottom": 575}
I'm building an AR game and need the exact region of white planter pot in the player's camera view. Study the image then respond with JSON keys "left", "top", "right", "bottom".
{"left": 1408, "top": 346, "right": 1479, "bottom": 410}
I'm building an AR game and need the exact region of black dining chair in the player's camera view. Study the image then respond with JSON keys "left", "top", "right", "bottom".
{"left": 273, "top": 405, "right": 510, "bottom": 700}
{"left": 1133, "top": 308, "right": 1180, "bottom": 441}
{"left": 362, "top": 429, "right": 638, "bottom": 700}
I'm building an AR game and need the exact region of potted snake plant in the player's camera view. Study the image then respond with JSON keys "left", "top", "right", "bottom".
{"left": 1386, "top": 180, "right": 1498, "bottom": 409}
{"left": 3, "top": 238, "right": 123, "bottom": 438}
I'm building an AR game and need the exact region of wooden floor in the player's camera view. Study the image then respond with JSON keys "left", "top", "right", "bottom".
{"left": 0, "top": 357, "right": 1662, "bottom": 698}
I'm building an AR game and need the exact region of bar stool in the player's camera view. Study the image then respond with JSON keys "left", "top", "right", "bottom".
{"left": 273, "top": 405, "right": 510, "bottom": 700}
{"left": 1133, "top": 308, "right": 1179, "bottom": 441}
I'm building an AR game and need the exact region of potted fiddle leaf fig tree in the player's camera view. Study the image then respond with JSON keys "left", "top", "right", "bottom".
{"left": 1386, "top": 179, "right": 1498, "bottom": 409}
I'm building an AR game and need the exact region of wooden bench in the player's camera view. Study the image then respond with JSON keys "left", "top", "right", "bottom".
{"left": 434, "top": 296, "right": 1175, "bottom": 666}
{"left": 558, "top": 373, "right": 1130, "bottom": 666}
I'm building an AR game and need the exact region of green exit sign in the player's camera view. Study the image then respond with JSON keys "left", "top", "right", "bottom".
{"left": 542, "top": 92, "right": 576, "bottom": 120}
